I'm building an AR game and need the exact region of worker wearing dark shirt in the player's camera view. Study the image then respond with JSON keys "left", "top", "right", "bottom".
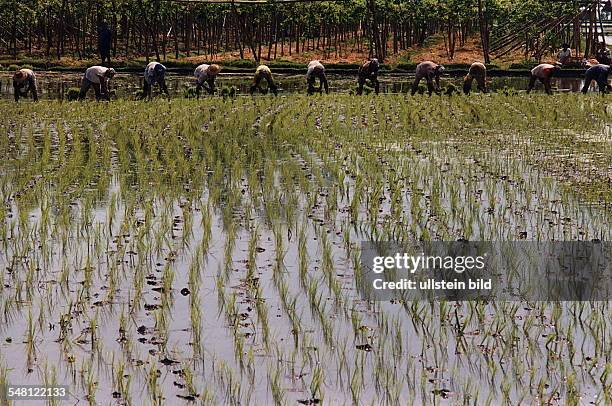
{"left": 98, "top": 22, "right": 112, "bottom": 64}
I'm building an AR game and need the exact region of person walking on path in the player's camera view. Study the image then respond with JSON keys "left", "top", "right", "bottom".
{"left": 463, "top": 62, "right": 487, "bottom": 94}
{"left": 143, "top": 62, "right": 168, "bottom": 98}
{"left": 13, "top": 68, "right": 38, "bottom": 102}
{"left": 98, "top": 21, "right": 112, "bottom": 65}
{"left": 250, "top": 65, "right": 278, "bottom": 95}
{"left": 357, "top": 58, "right": 380, "bottom": 95}
{"left": 306, "top": 60, "right": 329, "bottom": 95}
{"left": 526, "top": 63, "right": 560, "bottom": 95}
{"left": 581, "top": 64, "right": 610, "bottom": 94}
{"left": 411, "top": 61, "right": 445, "bottom": 96}
{"left": 78, "top": 66, "right": 116, "bottom": 101}
{"left": 194, "top": 64, "right": 221, "bottom": 97}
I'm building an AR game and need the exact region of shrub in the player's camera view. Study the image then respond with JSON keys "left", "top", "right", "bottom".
{"left": 8, "top": 64, "right": 19, "bottom": 71}
{"left": 66, "top": 87, "right": 80, "bottom": 101}
{"left": 220, "top": 85, "right": 238, "bottom": 99}
{"left": 444, "top": 83, "right": 459, "bottom": 96}
{"left": 498, "top": 86, "right": 518, "bottom": 96}
{"left": 226, "top": 59, "right": 256, "bottom": 69}
{"left": 184, "top": 86, "right": 198, "bottom": 99}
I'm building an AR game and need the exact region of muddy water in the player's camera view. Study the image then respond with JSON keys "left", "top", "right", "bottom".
{"left": 0, "top": 71, "right": 598, "bottom": 100}
{"left": 0, "top": 123, "right": 609, "bottom": 404}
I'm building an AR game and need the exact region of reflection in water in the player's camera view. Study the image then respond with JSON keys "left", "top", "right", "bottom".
{"left": 0, "top": 71, "right": 603, "bottom": 100}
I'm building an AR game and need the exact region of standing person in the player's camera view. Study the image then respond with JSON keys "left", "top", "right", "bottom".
{"left": 357, "top": 58, "right": 380, "bottom": 95}
{"left": 98, "top": 21, "right": 112, "bottom": 65}
{"left": 12, "top": 68, "right": 38, "bottom": 102}
{"left": 411, "top": 61, "right": 445, "bottom": 96}
{"left": 250, "top": 65, "right": 278, "bottom": 95}
{"left": 557, "top": 43, "right": 572, "bottom": 65}
{"left": 526, "top": 63, "right": 560, "bottom": 95}
{"left": 595, "top": 42, "right": 611, "bottom": 65}
{"left": 78, "top": 66, "right": 116, "bottom": 101}
{"left": 581, "top": 64, "right": 610, "bottom": 94}
{"left": 463, "top": 62, "right": 487, "bottom": 94}
{"left": 143, "top": 61, "right": 168, "bottom": 98}
{"left": 194, "top": 64, "right": 221, "bottom": 97}
{"left": 306, "top": 60, "right": 329, "bottom": 95}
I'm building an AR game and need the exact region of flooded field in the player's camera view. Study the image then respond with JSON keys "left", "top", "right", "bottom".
{"left": 0, "top": 94, "right": 610, "bottom": 405}
{"left": 0, "top": 71, "right": 597, "bottom": 100}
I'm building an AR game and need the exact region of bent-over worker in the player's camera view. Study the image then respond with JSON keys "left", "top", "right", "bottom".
{"left": 250, "top": 65, "right": 278, "bottom": 95}
{"left": 306, "top": 60, "right": 329, "bottom": 95}
{"left": 13, "top": 69, "right": 38, "bottom": 102}
{"left": 527, "top": 63, "right": 560, "bottom": 95}
{"left": 411, "top": 61, "right": 445, "bottom": 96}
{"left": 143, "top": 62, "right": 168, "bottom": 98}
{"left": 79, "top": 66, "right": 116, "bottom": 101}
{"left": 463, "top": 62, "right": 487, "bottom": 94}
{"left": 194, "top": 64, "right": 221, "bottom": 97}
{"left": 357, "top": 58, "right": 380, "bottom": 95}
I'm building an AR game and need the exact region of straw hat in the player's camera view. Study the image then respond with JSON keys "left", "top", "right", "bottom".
{"left": 208, "top": 64, "right": 221, "bottom": 75}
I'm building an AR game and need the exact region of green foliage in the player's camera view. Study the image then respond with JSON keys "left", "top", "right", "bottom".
{"left": 498, "top": 86, "right": 518, "bottom": 96}
{"left": 184, "top": 86, "right": 198, "bottom": 99}
{"left": 444, "top": 83, "right": 459, "bottom": 95}
{"left": 219, "top": 86, "right": 238, "bottom": 99}
{"left": 225, "top": 59, "right": 256, "bottom": 69}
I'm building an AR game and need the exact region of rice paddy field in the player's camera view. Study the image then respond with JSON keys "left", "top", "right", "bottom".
{"left": 0, "top": 71, "right": 594, "bottom": 100}
{"left": 0, "top": 93, "right": 610, "bottom": 405}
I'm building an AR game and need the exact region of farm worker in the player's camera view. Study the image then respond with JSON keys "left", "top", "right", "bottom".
{"left": 526, "top": 63, "right": 560, "bottom": 95}
{"left": 250, "top": 65, "right": 278, "bottom": 95}
{"left": 595, "top": 42, "right": 610, "bottom": 65}
{"left": 306, "top": 60, "right": 329, "bottom": 95}
{"left": 557, "top": 43, "right": 572, "bottom": 65}
{"left": 78, "top": 66, "right": 116, "bottom": 101}
{"left": 98, "top": 21, "right": 112, "bottom": 64}
{"left": 143, "top": 61, "right": 168, "bottom": 98}
{"left": 463, "top": 62, "right": 487, "bottom": 94}
{"left": 411, "top": 61, "right": 445, "bottom": 96}
{"left": 582, "top": 58, "right": 601, "bottom": 68}
{"left": 357, "top": 58, "right": 380, "bottom": 95}
{"left": 194, "top": 64, "right": 221, "bottom": 97}
{"left": 581, "top": 64, "right": 610, "bottom": 94}
{"left": 12, "top": 69, "right": 38, "bottom": 102}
